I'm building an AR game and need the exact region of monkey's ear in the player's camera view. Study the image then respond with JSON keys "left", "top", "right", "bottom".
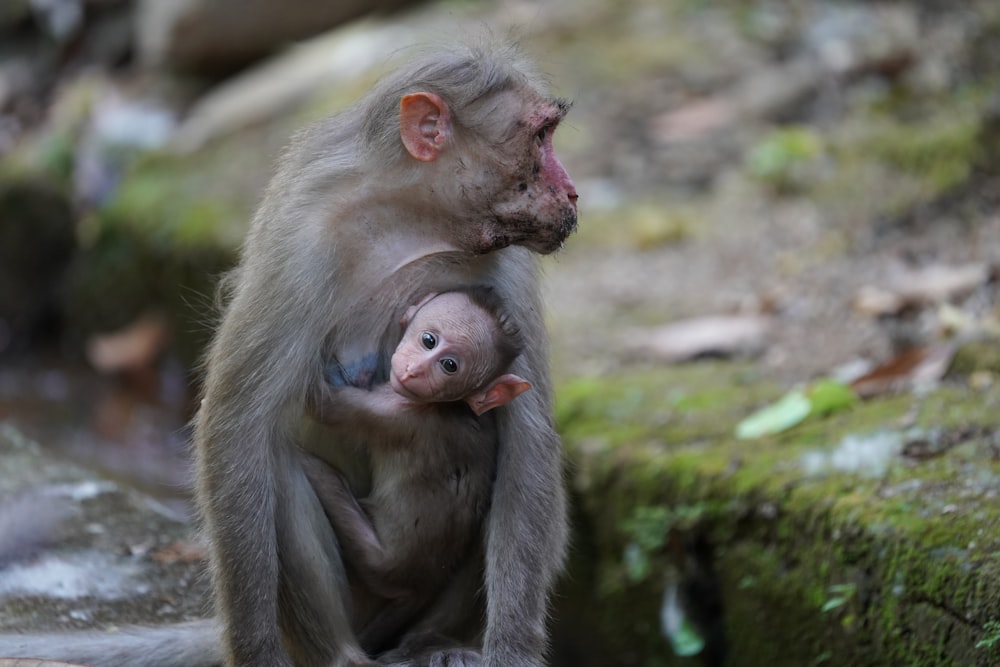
{"left": 467, "top": 374, "right": 531, "bottom": 416}
{"left": 400, "top": 92, "right": 451, "bottom": 162}
{"left": 401, "top": 292, "right": 439, "bottom": 327}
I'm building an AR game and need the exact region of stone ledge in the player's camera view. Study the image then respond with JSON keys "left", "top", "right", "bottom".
{"left": 556, "top": 362, "right": 1000, "bottom": 667}
{"left": 0, "top": 424, "right": 210, "bottom": 634}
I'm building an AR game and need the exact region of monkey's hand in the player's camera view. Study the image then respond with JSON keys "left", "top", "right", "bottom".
{"left": 381, "top": 647, "right": 482, "bottom": 667}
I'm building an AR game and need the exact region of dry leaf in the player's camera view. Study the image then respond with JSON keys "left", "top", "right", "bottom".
{"left": 892, "top": 262, "right": 989, "bottom": 303}
{"left": 850, "top": 345, "right": 955, "bottom": 398}
{"left": 151, "top": 539, "right": 207, "bottom": 565}
{"left": 86, "top": 313, "right": 171, "bottom": 373}
{"left": 627, "top": 316, "right": 771, "bottom": 362}
{"left": 853, "top": 285, "right": 905, "bottom": 317}
{"left": 854, "top": 262, "right": 990, "bottom": 316}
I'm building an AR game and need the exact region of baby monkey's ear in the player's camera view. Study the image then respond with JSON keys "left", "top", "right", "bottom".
{"left": 400, "top": 292, "right": 439, "bottom": 328}
{"left": 466, "top": 375, "right": 531, "bottom": 416}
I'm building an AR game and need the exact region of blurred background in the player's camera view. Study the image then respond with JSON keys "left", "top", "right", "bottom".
{"left": 1, "top": 0, "right": 1000, "bottom": 664}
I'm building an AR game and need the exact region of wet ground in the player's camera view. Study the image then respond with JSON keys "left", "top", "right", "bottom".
{"left": 0, "top": 355, "right": 194, "bottom": 517}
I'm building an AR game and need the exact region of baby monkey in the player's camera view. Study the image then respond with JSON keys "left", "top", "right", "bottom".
{"left": 304, "top": 286, "right": 531, "bottom": 653}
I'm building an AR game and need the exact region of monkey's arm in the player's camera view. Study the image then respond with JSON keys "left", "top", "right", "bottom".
{"left": 196, "top": 253, "right": 373, "bottom": 667}
{"left": 482, "top": 251, "right": 569, "bottom": 667}
{"left": 308, "top": 383, "right": 418, "bottom": 439}
{"left": 300, "top": 454, "right": 410, "bottom": 600}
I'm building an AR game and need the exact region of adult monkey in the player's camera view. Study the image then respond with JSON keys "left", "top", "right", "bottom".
{"left": 0, "top": 41, "right": 575, "bottom": 667}
{"left": 198, "top": 40, "right": 576, "bottom": 667}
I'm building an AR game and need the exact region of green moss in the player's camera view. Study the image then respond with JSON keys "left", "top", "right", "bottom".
{"left": 100, "top": 148, "right": 251, "bottom": 251}
{"left": 744, "top": 127, "right": 824, "bottom": 193}
{"left": 810, "top": 105, "right": 984, "bottom": 227}
{"left": 950, "top": 341, "right": 1000, "bottom": 377}
{"left": 559, "top": 363, "right": 1000, "bottom": 666}
{"left": 863, "top": 117, "right": 980, "bottom": 193}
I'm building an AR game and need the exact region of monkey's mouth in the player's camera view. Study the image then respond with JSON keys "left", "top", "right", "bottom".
{"left": 390, "top": 372, "right": 416, "bottom": 399}
{"left": 537, "top": 207, "right": 578, "bottom": 254}
{"left": 480, "top": 206, "right": 578, "bottom": 255}
{"left": 558, "top": 207, "right": 579, "bottom": 239}
{"left": 390, "top": 372, "right": 431, "bottom": 402}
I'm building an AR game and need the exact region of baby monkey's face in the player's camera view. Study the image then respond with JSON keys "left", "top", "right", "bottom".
{"left": 389, "top": 292, "right": 497, "bottom": 403}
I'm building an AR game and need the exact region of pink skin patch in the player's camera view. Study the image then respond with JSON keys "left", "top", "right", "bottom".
{"left": 540, "top": 130, "right": 578, "bottom": 206}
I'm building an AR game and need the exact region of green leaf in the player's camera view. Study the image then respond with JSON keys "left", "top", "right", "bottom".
{"left": 735, "top": 389, "right": 812, "bottom": 439}
{"left": 660, "top": 584, "right": 705, "bottom": 657}
{"left": 821, "top": 596, "right": 848, "bottom": 613}
{"left": 670, "top": 619, "right": 706, "bottom": 656}
{"left": 807, "top": 379, "right": 858, "bottom": 416}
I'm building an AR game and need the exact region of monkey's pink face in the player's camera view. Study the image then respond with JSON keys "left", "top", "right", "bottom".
{"left": 481, "top": 97, "right": 579, "bottom": 255}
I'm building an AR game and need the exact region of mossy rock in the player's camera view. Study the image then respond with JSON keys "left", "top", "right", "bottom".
{"left": 950, "top": 340, "right": 1000, "bottom": 377}
{"left": 55, "top": 153, "right": 245, "bottom": 366}
{"left": 555, "top": 362, "right": 1000, "bottom": 666}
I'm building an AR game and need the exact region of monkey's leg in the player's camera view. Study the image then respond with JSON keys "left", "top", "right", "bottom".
{"left": 376, "top": 556, "right": 485, "bottom": 667}
{"left": 359, "top": 597, "right": 426, "bottom": 656}
{"left": 301, "top": 454, "right": 410, "bottom": 600}
{"left": 274, "top": 447, "right": 379, "bottom": 667}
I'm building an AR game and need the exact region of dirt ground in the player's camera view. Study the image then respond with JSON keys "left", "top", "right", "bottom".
{"left": 535, "top": 0, "right": 1000, "bottom": 387}
{"left": 546, "top": 178, "right": 1000, "bottom": 383}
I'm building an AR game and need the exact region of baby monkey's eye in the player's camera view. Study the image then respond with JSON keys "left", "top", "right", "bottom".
{"left": 421, "top": 332, "right": 437, "bottom": 350}
{"left": 440, "top": 358, "right": 459, "bottom": 374}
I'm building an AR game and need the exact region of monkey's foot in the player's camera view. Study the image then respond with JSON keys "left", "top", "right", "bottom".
{"left": 428, "top": 648, "right": 482, "bottom": 667}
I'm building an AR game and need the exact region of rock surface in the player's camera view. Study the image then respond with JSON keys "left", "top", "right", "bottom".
{"left": 0, "top": 425, "right": 209, "bottom": 635}
{"left": 135, "top": 0, "right": 423, "bottom": 74}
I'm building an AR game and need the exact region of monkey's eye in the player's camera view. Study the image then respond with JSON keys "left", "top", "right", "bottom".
{"left": 440, "top": 357, "right": 459, "bottom": 374}
{"left": 534, "top": 126, "right": 549, "bottom": 145}
{"left": 421, "top": 332, "right": 437, "bottom": 350}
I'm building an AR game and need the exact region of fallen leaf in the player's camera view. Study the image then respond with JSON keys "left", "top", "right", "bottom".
{"left": 660, "top": 582, "right": 705, "bottom": 657}
{"left": 627, "top": 316, "right": 771, "bottom": 362}
{"left": 853, "top": 285, "right": 906, "bottom": 317}
{"left": 736, "top": 389, "right": 812, "bottom": 439}
{"left": 854, "top": 262, "right": 990, "bottom": 316}
{"left": 86, "top": 312, "right": 171, "bottom": 373}
{"left": 806, "top": 379, "right": 858, "bottom": 416}
{"left": 849, "top": 345, "right": 955, "bottom": 398}
{"left": 151, "top": 539, "right": 207, "bottom": 565}
{"left": 737, "top": 379, "right": 858, "bottom": 440}
{"left": 893, "top": 262, "right": 989, "bottom": 303}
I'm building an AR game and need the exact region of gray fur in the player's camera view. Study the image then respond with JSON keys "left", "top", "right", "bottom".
{"left": 0, "top": 620, "right": 222, "bottom": 667}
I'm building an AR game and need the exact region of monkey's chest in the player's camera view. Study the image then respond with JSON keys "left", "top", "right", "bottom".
{"left": 369, "top": 453, "right": 494, "bottom": 523}
{"left": 366, "top": 434, "right": 495, "bottom": 556}
{"left": 330, "top": 252, "right": 503, "bottom": 372}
